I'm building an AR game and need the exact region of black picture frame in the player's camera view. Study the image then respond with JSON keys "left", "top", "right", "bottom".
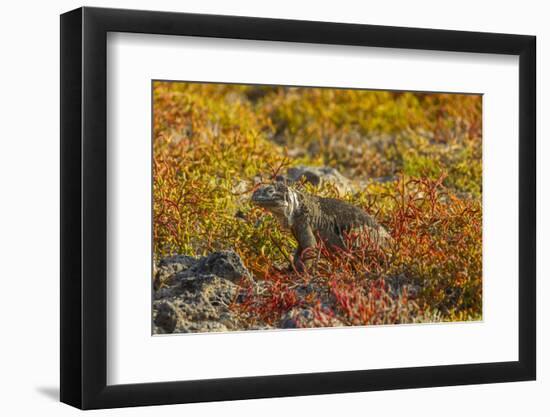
{"left": 60, "top": 6, "right": 536, "bottom": 410}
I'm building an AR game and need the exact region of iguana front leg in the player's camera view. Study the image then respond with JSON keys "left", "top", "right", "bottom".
{"left": 291, "top": 221, "right": 317, "bottom": 273}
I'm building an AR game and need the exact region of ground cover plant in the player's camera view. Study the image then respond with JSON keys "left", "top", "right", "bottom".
{"left": 152, "top": 81, "right": 482, "bottom": 333}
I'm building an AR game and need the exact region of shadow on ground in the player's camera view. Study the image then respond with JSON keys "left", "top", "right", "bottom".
{"left": 36, "top": 386, "right": 59, "bottom": 401}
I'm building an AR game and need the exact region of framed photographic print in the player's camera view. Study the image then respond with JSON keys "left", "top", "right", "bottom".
{"left": 60, "top": 6, "right": 536, "bottom": 409}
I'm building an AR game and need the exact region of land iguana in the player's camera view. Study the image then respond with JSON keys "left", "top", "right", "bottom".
{"left": 251, "top": 182, "right": 391, "bottom": 271}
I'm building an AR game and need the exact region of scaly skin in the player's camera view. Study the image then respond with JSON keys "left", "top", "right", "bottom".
{"left": 251, "top": 182, "right": 391, "bottom": 271}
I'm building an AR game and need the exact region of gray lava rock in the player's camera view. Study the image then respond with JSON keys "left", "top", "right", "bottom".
{"left": 188, "top": 250, "right": 251, "bottom": 282}
{"left": 153, "top": 301, "right": 180, "bottom": 333}
{"left": 280, "top": 307, "right": 343, "bottom": 329}
{"left": 154, "top": 254, "right": 197, "bottom": 287}
{"left": 153, "top": 251, "right": 265, "bottom": 334}
{"left": 285, "top": 165, "right": 355, "bottom": 195}
{"left": 385, "top": 275, "right": 421, "bottom": 299}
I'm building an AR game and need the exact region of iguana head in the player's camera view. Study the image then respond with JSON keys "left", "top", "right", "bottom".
{"left": 251, "top": 182, "right": 300, "bottom": 228}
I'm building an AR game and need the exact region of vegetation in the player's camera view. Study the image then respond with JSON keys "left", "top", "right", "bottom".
{"left": 153, "top": 81, "right": 482, "bottom": 326}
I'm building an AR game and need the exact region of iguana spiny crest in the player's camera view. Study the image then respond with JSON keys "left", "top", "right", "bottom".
{"left": 251, "top": 182, "right": 391, "bottom": 271}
